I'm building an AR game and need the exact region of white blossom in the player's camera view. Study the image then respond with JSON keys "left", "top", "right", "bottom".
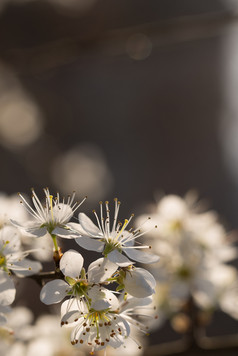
{"left": 136, "top": 193, "right": 238, "bottom": 321}
{"left": 40, "top": 249, "right": 118, "bottom": 305}
{"left": 11, "top": 188, "right": 86, "bottom": 239}
{"left": 75, "top": 199, "right": 159, "bottom": 266}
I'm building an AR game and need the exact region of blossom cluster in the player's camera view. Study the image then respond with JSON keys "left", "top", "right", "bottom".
{"left": 136, "top": 193, "right": 238, "bottom": 331}
{"left": 0, "top": 189, "right": 159, "bottom": 355}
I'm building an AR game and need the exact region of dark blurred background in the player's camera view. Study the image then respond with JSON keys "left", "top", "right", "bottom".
{"left": 1, "top": 0, "right": 238, "bottom": 354}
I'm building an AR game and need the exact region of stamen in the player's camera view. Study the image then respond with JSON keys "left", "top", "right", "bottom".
{"left": 49, "top": 195, "right": 54, "bottom": 221}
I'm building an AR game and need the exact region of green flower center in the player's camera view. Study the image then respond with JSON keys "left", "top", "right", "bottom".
{"left": 66, "top": 277, "right": 89, "bottom": 298}
{"left": 103, "top": 238, "right": 122, "bottom": 256}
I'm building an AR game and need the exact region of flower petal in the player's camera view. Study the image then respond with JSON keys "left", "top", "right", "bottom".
{"left": 10, "top": 220, "right": 48, "bottom": 238}
{"left": 60, "top": 249, "right": 84, "bottom": 279}
{"left": 78, "top": 213, "right": 101, "bottom": 236}
{"left": 120, "top": 295, "right": 153, "bottom": 312}
{"left": 53, "top": 203, "right": 73, "bottom": 224}
{"left": 124, "top": 268, "right": 156, "bottom": 298}
{"left": 40, "top": 279, "right": 69, "bottom": 305}
{"left": 52, "top": 227, "right": 79, "bottom": 239}
{"left": 88, "top": 258, "right": 118, "bottom": 283}
{"left": 75, "top": 236, "right": 104, "bottom": 252}
{"left": 0, "top": 226, "right": 21, "bottom": 253}
{"left": 123, "top": 248, "right": 159, "bottom": 264}
{"left": 67, "top": 222, "right": 87, "bottom": 235}
{"left": 11, "top": 259, "right": 42, "bottom": 277}
{"left": 88, "top": 286, "right": 119, "bottom": 311}
{"left": 0, "top": 271, "right": 16, "bottom": 306}
{"left": 107, "top": 250, "right": 133, "bottom": 267}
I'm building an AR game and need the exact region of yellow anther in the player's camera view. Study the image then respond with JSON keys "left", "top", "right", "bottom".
{"left": 49, "top": 195, "right": 54, "bottom": 220}
{"left": 115, "top": 219, "right": 128, "bottom": 241}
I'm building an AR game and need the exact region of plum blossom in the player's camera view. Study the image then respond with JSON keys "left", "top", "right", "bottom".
{"left": 61, "top": 296, "right": 129, "bottom": 352}
{"left": 75, "top": 199, "right": 159, "bottom": 266}
{"left": 40, "top": 249, "right": 118, "bottom": 305}
{"left": 60, "top": 292, "right": 153, "bottom": 354}
{"left": 11, "top": 188, "right": 86, "bottom": 239}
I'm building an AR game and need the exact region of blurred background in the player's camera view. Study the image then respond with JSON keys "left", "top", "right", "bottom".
{"left": 1, "top": 0, "right": 238, "bottom": 355}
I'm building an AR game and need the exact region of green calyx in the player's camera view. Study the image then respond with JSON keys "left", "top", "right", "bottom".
{"left": 65, "top": 276, "right": 89, "bottom": 297}
{"left": 103, "top": 238, "right": 122, "bottom": 257}
{"left": 115, "top": 269, "right": 126, "bottom": 291}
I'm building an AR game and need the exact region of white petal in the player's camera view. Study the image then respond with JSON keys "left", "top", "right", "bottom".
{"left": 67, "top": 222, "right": 88, "bottom": 235}
{"left": 124, "top": 268, "right": 156, "bottom": 298}
{"left": 11, "top": 220, "right": 48, "bottom": 237}
{"left": 52, "top": 227, "right": 79, "bottom": 239}
{"left": 88, "top": 286, "right": 119, "bottom": 310}
{"left": 75, "top": 236, "right": 104, "bottom": 252}
{"left": 0, "top": 226, "right": 21, "bottom": 253}
{"left": 60, "top": 250, "right": 84, "bottom": 279}
{"left": 107, "top": 250, "right": 133, "bottom": 267}
{"left": 40, "top": 279, "right": 69, "bottom": 305}
{"left": 61, "top": 298, "right": 87, "bottom": 324}
{"left": 103, "top": 289, "right": 119, "bottom": 310}
{"left": 78, "top": 213, "right": 101, "bottom": 236}
{"left": 88, "top": 257, "right": 118, "bottom": 283}
{"left": 25, "top": 226, "right": 48, "bottom": 237}
{"left": 120, "top": 295, "right": 153, "bottom": 312}
{"left": 124, "top": 248, "right": 160, "bottom": 264}
{"left": 62, "top": 310, "right": 82, "bottom": 325}
{"left": 91, "top": 299, "right": 111, "bottom": 310}
{"left": 0, "top": 271, "right": 16, "bottom": 306}
{"left": 53, "top": 203, "right": 73, "bottom": 223}
{"left": 11, "top": 259, "right": 42, "bottom": 277}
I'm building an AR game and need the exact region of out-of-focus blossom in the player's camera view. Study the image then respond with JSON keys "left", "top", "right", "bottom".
{"left": 0, "top": 63, "right": 43, "bottom": 151}
{"left": 51, "top": 144, "right": 113, "bottom": 204}
{"left": 0, "top": 193, "right": 29, "bottom": 228}
{"left": 0, "top": 306, "right": 34, "bottom": 356}
{"left": 26, "top": 314, "right": 86, "bottom": 356}
{"left": 0, "top": 270, "right": 15, "bottom": 310}
{"left": 0, "top": 90, "right": 43, "bottom": 150}
{"left": 0, "top": 225, "right": 42, "bottom": 277}
{"left": 136, "top": 193, "right": 238, "bottom": 327}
